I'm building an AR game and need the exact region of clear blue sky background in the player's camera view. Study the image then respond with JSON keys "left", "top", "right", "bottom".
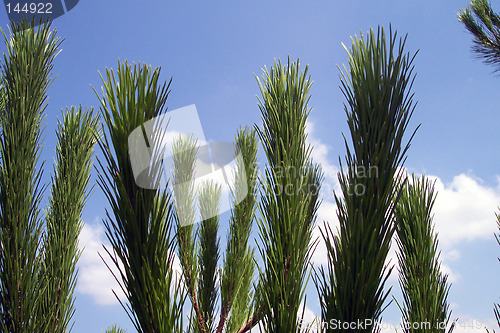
{"left": 1, "top": 1, "right": 500, "bottom": 332}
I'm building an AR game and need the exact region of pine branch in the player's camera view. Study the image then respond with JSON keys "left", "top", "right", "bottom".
{"left": 459, "top": 0, "right": 500, "bottom": 71}
{"left": 42, "top": 106, "right": 99, "bottom": 333}
{"left": 255, "top": 58, "right": 322, "bottom": 333}
{"left": 172, "top": 135, "right": 199, "bottom": 288}
{"left": 171, "top": 134, "right": 209, "bottom": 333}
{"left": 94, "top": 60, "right": 185, "bottom": 333}
{"left": 220, "top": 128, "right": 258, "bottom": 333}
{"left": 315, "top": 26, "right": 418, "bottom": 332}
{"left": 197, "top": 181, "right": 222, "bottom": 332}
{"left": 236, "top": 309, "right": 263, "bottom": 333}
{"left": 394, "top": 175, "right": 453, "bottom": 333}
{"left": 0, "top": 18, "right": 61, "bottom": 333}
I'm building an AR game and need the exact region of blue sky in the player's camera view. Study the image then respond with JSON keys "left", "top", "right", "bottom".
{"left": 1, "top": 1, "right": 500, "bottom": 332}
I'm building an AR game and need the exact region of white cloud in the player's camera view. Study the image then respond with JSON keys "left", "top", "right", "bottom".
{"left": 77, "top": 222, "right": 125, "bottom": 305}
{"left": 312, "top": 201, "right": 339, "bottom": 266}
{"left": 443, "top": 248, "right": 461, "bottom": 262}
{"left": 78, "top": 221, "right": 185, "bottom": 306}
{"left": 441, "top": 263, "right": 459, "bottom": 283}
{"left": 386, "top": 238, "right": 399, "bottom": 282}
{"left": 306, "top": 120, "right": 341, "bottom": 267}
{"left": 312, "top": 171, "right": 500, "bottom": 284}
{"left": 305, "top": 120, "right": 341, "bottom": 197}
{"left": 298, "top": 303, "right": 320, "bottom": 331}
{"left": 429, "top": 173, "right": 500, "bottom": 249}
{"left": 378, "top": 321, "right": 398, "bottom": 333}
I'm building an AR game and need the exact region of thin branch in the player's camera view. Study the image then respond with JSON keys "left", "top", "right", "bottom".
{"left": 237, "top": 309, "right": 263, "bottom": 333}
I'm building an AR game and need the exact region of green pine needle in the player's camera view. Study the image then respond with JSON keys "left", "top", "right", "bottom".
{"left": 221, "top": 128, "right": 258, "bottom": 333}
{"left": 94, "top": 60, "right": 186, "bottom": 333}
{"left": 459, "top": 0, "right": 500, "bottom": 71}
{"left": 394, "top": 175, "right": 454, "bottom": 333}
{"left": 0, "top": 18, "right": 61, "bottom": 333}
{"left": 255, "top": 58, "right": 322, "bottom": 333}
{"left": 197, "top": 181, "right": 222, "bottom": 332}
{"left": 42, "top": 106, "right": 99, "bottom": 333}
{"left": 314, "top": 26, "right": 418, "bottom": 333}
{"left": 105, "top": 324, "right": 127, "bottom": 333}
